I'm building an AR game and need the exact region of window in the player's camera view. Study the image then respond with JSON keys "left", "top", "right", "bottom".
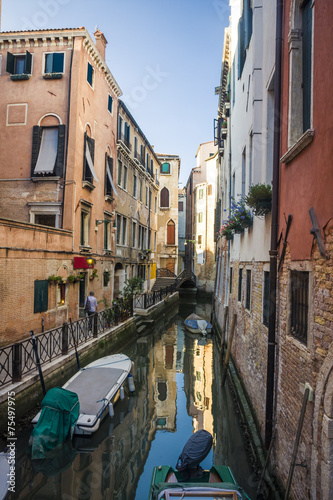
{"left": 31, "top": 125, "right": 65, "bottom": 177}
{"left": 44, "top": 52, "right": 64, "bottom": 74}
{"left": 290, "top": 271, "right": 309, "bottom": 344}
{"left": 155, "top": 196, "right": 157, "bottom": 212}
{"left": 28, "top": 201, "right": 62, "bottom": 228}
{"left": 178, "top": 201, "right": 184, "bottom": 212}
{"left": 145, "top": 187, "right": 149, "bottom": 206}
{"left": 80, "top": 206, "right": 90, "bottom": 247}
{"left": 161, "top": 162, "right": 170, "bottom": 174}
{"left": 123, "top": 165, "right": 127, "bottom": 190}
{"left": 237, "top": 0, "right": 253, "bottom": 78}
{"left": 83, "top": 132, "right": 98, "bottom": 184}
{"left": 35, "top": 214, "right": 56, "bottom": 226}
{"left": 118, "top": 160, "right": 122, "bottom": 186}
{"left": 230, "top": 267, "right": 233, "bottom": 294}
{"left": 198, "top": 189, "right": 204, "bottom": 200}
{"left": 134, "top": 136, "right": 138, "bottom": 158}
{"left": 107, "top": 94, "right": 113, "bottom": 114}
{"left": 149, "top": 189, "right": 152, "bottom": 210}
{"left": 167, "top": 220, "right": 175, "bottom": 245}
{"left": 132, "top": 221, "right": 137, "bottom": 247}
{"left": 116, "top": 214, "right": 121, "bottom": 244}
{"left": 242, "top": 148, "right": 246, "bottom": 198}
{"left": 245, "top": 269, "right": 251, "bottom": 310}
{"left": 34, "top": 280, "right": 48, "bottom": 313}
{"left": 146, "top": 153, "right": 149, "bottom": 170}
{"left": 104, "top": 218, "right": 111, "bottom": 250}
{"left": 198, "top": 212, "right": 203, "bottom": 223}
{"left": 139, "top": 179, "right": 143, "bottom": 201}
{"left": 122, "top": 217, "right": 127, "bottom": 246}
{"left": 197, "top": 235, "right": 202, "bottom": 245}
{"left": 57, "top": 283, "right": 66, "bottom": 306}
{"left": 87, "top": 62, "right": 94, "bottom": 87}
{"left": 238, "top": 268, "right": 243, "bottom": 302}
{"left": 6, "top": 51, "right": 32, "bottom": 76}
{"left": 160, "top": 187, "right": 169, "bottom": 208}
{"left": 263, "top": 271, "right": 270, "bottom": 327}
{"left": 105, "top": 154, "right": 114, "bottom": 198}
{"left": 207, "top": 184, "right": 213, "bottom": 196}
{"left": 133, "top": 174, "right": 137, "bottom": 198}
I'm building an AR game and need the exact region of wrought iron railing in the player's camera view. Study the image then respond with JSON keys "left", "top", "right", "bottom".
{"left": 133, "top": 284, "right": 176, "bottom": 309}
{"left": 0, "top": 298, "right": 133, "bottom": 388}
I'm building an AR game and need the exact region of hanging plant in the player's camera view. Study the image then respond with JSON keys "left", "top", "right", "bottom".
{"left": 245, "top": 184, "right": 272, "bottom": 216}
{"left": 103, "top": 270, "right": 111, "bottom": 286}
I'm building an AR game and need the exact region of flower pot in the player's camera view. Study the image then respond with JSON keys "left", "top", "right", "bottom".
{"left": 255, "top": 200, "right": 272, "bottom": 216}
{"left": 234, "top": 225, "right": 244, "bottom": 234}
{"left": 226, "top": 233, "right": 234, "bottom": 241}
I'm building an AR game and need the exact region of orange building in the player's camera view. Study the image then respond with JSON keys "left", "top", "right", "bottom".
{"left": 0, "top": 28, "right": 121, "bottom": 341}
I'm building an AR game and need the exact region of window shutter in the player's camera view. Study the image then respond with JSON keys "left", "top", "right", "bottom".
{"left": 34, "top": 280, "right": 48, "bottom": 313}
{"left": 53, "top": 52, "right": 64, "bottom": 73}
{"left": 55, "top": 124, "right": 65, "bottom": 177}
{"left": 6, "top": 52, "right": 15, "bottom": 74}
{"left": 160, "top": 187, "right": 169, "bottom": 208}
{"left": 244, "top": 0, "right": 253, "bottom": 49}
{"left": 31, "top": 126, "right": 41, "bottom": 176}
{"left": 24, "top": 50, "right": 32, "bottom": 74}
{"left": 83, "top": 132, "right": 87, "bottom": 180}
{"left": 167, "top": 221, "right": 175, "bottom": 245}
{"left": 302, "top": 0, "right": 312, "bottom": 132}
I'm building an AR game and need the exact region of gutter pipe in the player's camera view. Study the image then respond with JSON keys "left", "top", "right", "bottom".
{"left": 265, "top": 0, "right": 284, "bottom": 449}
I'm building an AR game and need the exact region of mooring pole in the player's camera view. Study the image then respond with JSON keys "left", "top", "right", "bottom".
{"left": 284, "top": 388, "right": 310, "bottom": 499}
{"left": 221, "top": 313, "right": 236, "bottom": 387}
{"left": 69, "top": 318, "right": 80, "bottom": 370}
{"left": 30, "top": 330, "right": 46, "bottom": 396}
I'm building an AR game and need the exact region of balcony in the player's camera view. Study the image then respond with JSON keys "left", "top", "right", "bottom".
{"left": 117, "top": 133, "right": 132, "bottom": 153}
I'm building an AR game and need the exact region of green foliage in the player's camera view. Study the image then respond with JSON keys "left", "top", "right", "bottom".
{"left": 122, "top": 276, "right": 144, "bottom": 300}
{"left": 48, "top": 275, "right": 63, "bottom": 283}
{"left": 245, "top": 183, "right": 272, "bottom": 209}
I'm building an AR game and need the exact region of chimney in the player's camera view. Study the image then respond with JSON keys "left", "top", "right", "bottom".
{"left": 94, "top": 29, "right": 107, "bottom": 60}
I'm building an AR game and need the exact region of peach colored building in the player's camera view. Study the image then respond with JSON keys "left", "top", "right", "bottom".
{"left": 0, "top": 28, "right": 121, "bottom": 341}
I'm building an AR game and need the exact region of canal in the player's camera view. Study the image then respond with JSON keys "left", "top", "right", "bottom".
{"left": 5, "top": 295, "right": 259, "bottom": 500}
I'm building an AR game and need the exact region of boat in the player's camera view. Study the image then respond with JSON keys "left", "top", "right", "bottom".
{"left": 31, "top": 354, "right": 135, "bottom": 458}
{"left": 148, "top": 430, "right": 252, "bottom": 500}
{"left": 184, "top": 313, "right": 212, "bottom": 335}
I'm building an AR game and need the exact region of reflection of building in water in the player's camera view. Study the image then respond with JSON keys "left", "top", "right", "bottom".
{"left": 154, "top": 324, "right": 178, "bottom": 432}
{"left": 176, "top": 327, "right": 185, "bottom": 372}
{"left": 183, "top": 334, "right": 214, "bottom": 437}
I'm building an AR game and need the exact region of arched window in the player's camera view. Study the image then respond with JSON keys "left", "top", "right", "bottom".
{"left": 167, "top": 220, "right": 175, "bottom": 245}
{"left": 160, "top": 187, "right": 169, "bottom": 208}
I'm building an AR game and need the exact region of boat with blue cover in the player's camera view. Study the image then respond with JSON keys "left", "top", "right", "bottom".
{"left": 184, "top": 313, "right": 212, "bottom": 335}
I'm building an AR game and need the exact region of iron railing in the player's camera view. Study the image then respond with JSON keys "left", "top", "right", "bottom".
{"left": 133, "top": 284, "right": 176, "bottom": 309}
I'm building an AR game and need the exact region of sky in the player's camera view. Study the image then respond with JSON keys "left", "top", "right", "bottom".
{"left": 1, "top": 0, "right": 230, "bottom": 186}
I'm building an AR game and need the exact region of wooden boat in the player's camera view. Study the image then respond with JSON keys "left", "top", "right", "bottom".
{"left": 31, "top": 353, "right": 135, "bottom": 444}
{"left": 149, "top": 430, "right": 252, "bottom": 499}
{"left": 184, "top": 313, "right": 212, "bottom": 335}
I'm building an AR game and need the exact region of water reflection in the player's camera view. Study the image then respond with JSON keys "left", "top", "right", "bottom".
{"left": 7, "top": 297, "right": 257, "bottom": 500}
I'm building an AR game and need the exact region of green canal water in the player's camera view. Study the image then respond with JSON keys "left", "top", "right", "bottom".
{"left": 4, "top": 295, "right": 260, "bottom": 500}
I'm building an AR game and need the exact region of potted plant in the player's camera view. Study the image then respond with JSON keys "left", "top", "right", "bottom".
{"left": 48, "top": 274, "right": 63, "bottom": 284}
{"left": 89, "top": 269, "right": 99, "bottom": 280}
{"left": 67, "top": 274, "right": 79, "bottom": 283}
{"left": 245, "top": 183, "right": 272, "bottom": 216}
{"left": 230, "top": 197, "right": 253, "bottom": 229}
{"left": 103, "top": 270, "right": 111, "bottom": 286}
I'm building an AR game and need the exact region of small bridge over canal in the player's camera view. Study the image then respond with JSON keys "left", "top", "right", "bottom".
{"left": 152, "top": 268, "right": 197, "bottom": 291}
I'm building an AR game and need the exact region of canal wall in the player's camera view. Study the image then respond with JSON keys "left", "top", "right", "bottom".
{"left": 0, "top": 292, "right": 179, "bottom": 433}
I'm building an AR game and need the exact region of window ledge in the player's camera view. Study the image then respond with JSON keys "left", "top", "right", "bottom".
{"left": 281, "top": 129, "right": 315, "bottom": 164}
{"left": 79, "top": 246, "right": 92, "bottom": 253}
{"left": 43, "top": 73, "right": 63, "bottom": 80}
{"left": 160, "top": 207, "right": 170, "bottom": 211}
{"left": 105, "top": 195, "right": 114, "bottom": 202}
{"left": 10, "top": 74, "right": 31, "bottom": 81}
{"left": 82, "top": 180, "right": 95, "bottom": 191}
{"left": 31, "top": 176, "right": 60, "bottom": 182}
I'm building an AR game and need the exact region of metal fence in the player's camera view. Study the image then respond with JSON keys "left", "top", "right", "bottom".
{"left": 0, "top": 284, "right": 177, "bottom": 389}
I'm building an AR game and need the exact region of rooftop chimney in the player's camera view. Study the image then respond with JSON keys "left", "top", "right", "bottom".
{"left": 94, "top": 29, "right": 107, "bottom": 60}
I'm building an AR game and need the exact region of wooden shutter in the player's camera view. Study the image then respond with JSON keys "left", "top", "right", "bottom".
{"left": 34, "top": 280, "right": 48, "bottom": 313}
{"left": 167, "top": 221, "right": 175, "bottom": 245}
{"left": 160, "top": 187, "right": 169, "bottom": 208}
{"left": 302, "top": 0, "right": 312, "bottom": 132}
{"left": 31, "top": 126, "right": 42, "bottom": 176}
{"left": 24, "top": 51, "right": 32, "bottom": 74}
{"left": 53, "top": 52, "right": 64, "bottom": 73}
{"left": 6, "top": 52, "right": 15, "bottom": 74}
{"left": 55, "top": 124, "right": 65, "bottom": 177}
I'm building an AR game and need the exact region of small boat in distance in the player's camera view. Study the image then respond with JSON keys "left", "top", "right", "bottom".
{"left": 184, "top": 313, "right": 212, "bottom": 335}
{"left": 31, "top": 354, "right": 135, "bottom": 458}
{"left": 149, "top": 430, "right": 252, "bottom": 499}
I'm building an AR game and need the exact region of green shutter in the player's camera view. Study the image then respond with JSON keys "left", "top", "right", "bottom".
{"left": 55, "top": 124, "right": 65, "bottom": 177}
{"left": 244, "top": 0, "right": 253, "bottom": 49}
{"left": 31, "top": 126, "right": 41, "bottom": 176}
{"left": 6, "top": 52, "right": 15, "bottom": 74}
{"left": 53, "top": 52, "right": 64, "bottom": 73}
{"left": 302, "top": 0, "right": 312, "bottom": 132}
{"left": 87, "top": 63, "right": 93, "bottom": 85}
{"left": 34, "top": 280, "right": 48, "bottom": 313}
{"left": 24, "top": 51, "right": 32, "bottom": 74}
{"left": 83, "top": 132, "right": 87, "bottom": 180}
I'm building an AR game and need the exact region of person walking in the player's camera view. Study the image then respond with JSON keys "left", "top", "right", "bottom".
{"left": 85, "top": 291, "right": 98, "bottom": 331}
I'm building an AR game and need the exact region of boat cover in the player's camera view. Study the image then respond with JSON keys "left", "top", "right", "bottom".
{"left": 176, "top": 430, "right": 213, "bottom": 471}
{"left": 185, "top": 314, "right": 212, "bottom": 331}
{"left": 30, "top": 387, "right": 79, "bottom": 459}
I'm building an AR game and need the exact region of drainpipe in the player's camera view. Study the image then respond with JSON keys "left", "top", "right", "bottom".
{"left": 265, "top": 0, "right": 283, "bottom": 449}
{"left": 61, "top": 38, "right": 74, "bottom": 229}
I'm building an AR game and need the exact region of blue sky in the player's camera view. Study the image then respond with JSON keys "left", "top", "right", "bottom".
{"left": 1, "top": 0, "right": 230, "bottom": 185}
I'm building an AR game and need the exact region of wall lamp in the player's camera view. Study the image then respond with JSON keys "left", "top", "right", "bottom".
{"left": 95, "top": 219, "right": 113, "bottom": 231}
{"left": 86, "top": 257, "right": 95, "bottom": 266}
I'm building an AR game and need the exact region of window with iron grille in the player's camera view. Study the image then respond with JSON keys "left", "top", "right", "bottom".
{"left": 290, "top": 271, "right": 309, "bottom": 344}
{"left": 245, "top": 269, "right": 251, "bottom": 310}
{"left": 238, "top": 268, "right": 243, "bottom": 302}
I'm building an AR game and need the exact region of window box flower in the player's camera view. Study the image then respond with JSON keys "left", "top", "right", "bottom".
{"left": 43, "top": 73, "right": 63, "bottom": 79}
{"left": 245, "top": 184, "right": 272, "bottom": 217}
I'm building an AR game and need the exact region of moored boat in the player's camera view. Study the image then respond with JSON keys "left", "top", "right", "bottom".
{"left": 148, "top": 430, "right": 252, "bottom": 500}
{"left": 31, "top": 353, "right": 135, "bottom": 458}
{"left": 184, "top": 313, "right": 212, "bottom": 335}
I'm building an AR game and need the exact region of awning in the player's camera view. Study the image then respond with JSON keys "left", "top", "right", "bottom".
{"left": 85, "top": 144, "right": 99, "bottom": 182}
{"left": 106, "top": 163, "right": 118, "bottom": 196}
{"left": 34, "top": 128, "right": 58, "bottom": 174}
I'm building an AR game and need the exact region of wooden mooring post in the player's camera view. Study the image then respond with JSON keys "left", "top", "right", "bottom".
{"left": 221, "top": 313, "right": 237, "bottom": 387}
